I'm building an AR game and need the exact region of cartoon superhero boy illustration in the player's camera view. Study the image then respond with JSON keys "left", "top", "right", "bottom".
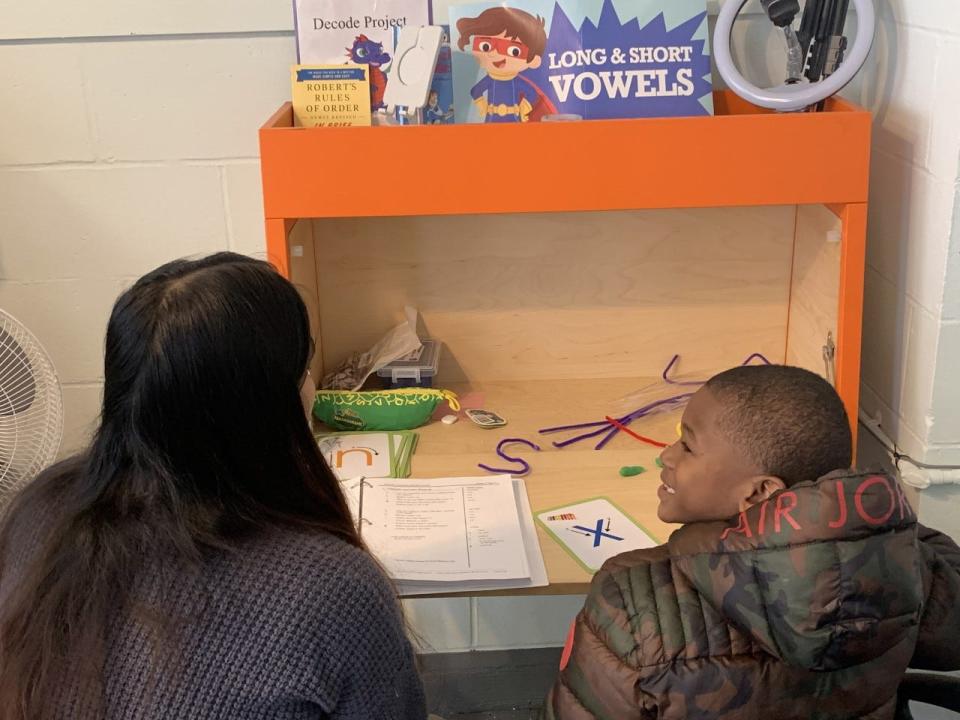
{"left": 456, "top": 7, "right": 557, "bottom": 123}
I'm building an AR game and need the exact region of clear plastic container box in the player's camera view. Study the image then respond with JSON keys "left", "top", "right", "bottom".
{"left": 376, "top": 339, "right": 441, "bottom": 388}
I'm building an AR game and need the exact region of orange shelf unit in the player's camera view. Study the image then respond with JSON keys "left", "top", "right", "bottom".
{"left": 258, "top": 89, "right": 870, "bottom": 440}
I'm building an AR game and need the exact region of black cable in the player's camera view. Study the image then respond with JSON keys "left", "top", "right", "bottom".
{"left": 805, "top": 0, "right": 836, "bottom": 82}
{"left": 797, "top": 0, "right": 821, "bottom": 57}
{"left": 858, "top": 417, "right": 960, "bottom": 471}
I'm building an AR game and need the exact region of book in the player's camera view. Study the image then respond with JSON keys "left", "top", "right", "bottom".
{"left": 293, "top": 0, "right": 430, "bottom": 110}
{"left": 424, "top": 26, "right": 455, "bottom": 124}
{"left": 448, "top": 0, "right": 713, "bottom": 123}
{"left": 291, "top": 65, "right": 372, "bottom": 127}
{"left": 341, "top": 475, "right": 548, "bottom": 595}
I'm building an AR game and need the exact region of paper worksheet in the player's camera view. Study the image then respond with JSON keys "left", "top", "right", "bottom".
{"left": 360, "top": 475, "right": 530, "bottom": 582}
{"left": 399, "top": 478, "right": 548, "bottom": 596}
{"left": 536, "top": 497, "right": 657, "bottom": 572}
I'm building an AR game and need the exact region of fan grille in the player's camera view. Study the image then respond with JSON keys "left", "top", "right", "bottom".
{"left": 0, "top": 310, "right": 64, "bottom": 503}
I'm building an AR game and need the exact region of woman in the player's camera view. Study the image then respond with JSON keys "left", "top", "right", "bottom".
{"left": 0, "top": 253, "right": 426, "bottom": 719}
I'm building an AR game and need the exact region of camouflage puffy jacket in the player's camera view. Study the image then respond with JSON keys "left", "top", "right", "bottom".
{"left": 544, "top": 471, "right": 960, "bottom": 720}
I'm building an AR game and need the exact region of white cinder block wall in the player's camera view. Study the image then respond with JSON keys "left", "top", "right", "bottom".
{"left": 1, "top": 0, "right": 958, "bottom": 653}
{"left": 840, "top": 2, "right": 960, "bottom": 539}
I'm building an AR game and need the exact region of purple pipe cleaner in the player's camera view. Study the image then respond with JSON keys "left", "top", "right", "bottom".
{"left": 478, "top": 438, "right": 541, "bottom": 476}
{"left": 538, "top": 352, "right": 772, "bottom": 450}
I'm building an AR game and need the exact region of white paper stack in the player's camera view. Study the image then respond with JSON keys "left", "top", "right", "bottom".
{"left": 340, "top": 475, "right": 548, "bottom": 595}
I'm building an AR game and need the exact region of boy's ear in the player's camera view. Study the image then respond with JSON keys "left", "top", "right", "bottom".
{"left": 738, "top": 475, "right": 786, "bottom": 512}
{"left": 529, "top": 55, "right": 542, "bottom": 69}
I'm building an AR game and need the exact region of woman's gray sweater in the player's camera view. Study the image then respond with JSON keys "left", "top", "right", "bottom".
{"left": 1, "top": 524, "right": 426, "bottom": 719}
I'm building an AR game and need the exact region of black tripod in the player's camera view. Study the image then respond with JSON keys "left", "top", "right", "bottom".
{"left": 761, "top": 0, "right": 852, "bottom": 108}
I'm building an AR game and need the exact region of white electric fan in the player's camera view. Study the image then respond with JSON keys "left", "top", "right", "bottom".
{"left": 0, "top": 309, "right": 63, "bottom": 508}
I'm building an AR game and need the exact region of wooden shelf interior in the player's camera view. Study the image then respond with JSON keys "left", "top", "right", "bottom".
{"left": 291, "top": 204, "right": 841, "bottom": 386}
{"left": 290, "top": 203, "right": 845, "bottom": 592}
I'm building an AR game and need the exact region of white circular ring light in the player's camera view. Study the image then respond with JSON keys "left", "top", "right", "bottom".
{"left": 713, "top": 0, "right": 876, "bottom": 112}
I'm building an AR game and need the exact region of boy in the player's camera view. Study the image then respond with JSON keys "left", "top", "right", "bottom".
{"left": 545, "top": 365, "right": 960, "bottom": 720}
{"left": 455, "top": 6, "right": 554, "bottom": 123}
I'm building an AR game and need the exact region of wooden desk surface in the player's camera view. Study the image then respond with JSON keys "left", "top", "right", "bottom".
{"left": 402, "top": 377, "right": 682, "bottom": 596}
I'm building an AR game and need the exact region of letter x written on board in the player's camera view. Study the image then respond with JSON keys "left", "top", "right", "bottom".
{"left": 573, "top": 519, "right": 624, "bottom": 548}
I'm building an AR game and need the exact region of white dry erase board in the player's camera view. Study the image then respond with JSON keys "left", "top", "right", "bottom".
{"left": 294, "top": 0, "right": 429, "bottom": 65}
{"left": 384, "top": 25, "right": 444, "bottom": 111}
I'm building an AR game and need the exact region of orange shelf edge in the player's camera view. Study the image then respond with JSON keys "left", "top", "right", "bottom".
{"left": 259, "top": 90, "right": 871, "bottom": 220}
{"left": 836, "top": 202, "right": 868, "bottom": 447}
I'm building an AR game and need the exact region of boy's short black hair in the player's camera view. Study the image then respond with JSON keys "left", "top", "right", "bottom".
{"left": 704, "top": 364, "right": 852, "bottom": 487}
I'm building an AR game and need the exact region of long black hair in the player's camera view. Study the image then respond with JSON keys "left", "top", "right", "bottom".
{"left": 0, "top": 253, "right": 361, "bottom": 719}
